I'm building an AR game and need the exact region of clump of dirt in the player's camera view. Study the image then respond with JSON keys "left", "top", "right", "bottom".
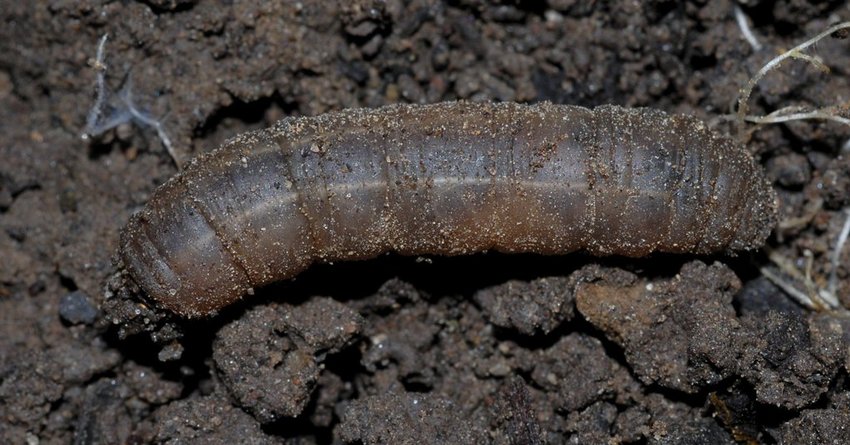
{"left": 213, "top": 297, "right": 362, "bottom": 423}
{"left": 576, "top": 261, "right": 841, "bottom": 407}
{"left": 475, "top": 276, "right": 576, "bottom": 336}
{"left": 2, "top": 0, "right": 850, "bottom": 444}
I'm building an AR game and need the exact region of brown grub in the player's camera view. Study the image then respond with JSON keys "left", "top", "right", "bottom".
{"left": 120, "top": 102, "right": 776, "bottom": 317}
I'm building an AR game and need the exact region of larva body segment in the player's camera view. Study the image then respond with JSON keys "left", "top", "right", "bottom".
{"left": 119, "top": 102, "right": 777, "bottom": 317}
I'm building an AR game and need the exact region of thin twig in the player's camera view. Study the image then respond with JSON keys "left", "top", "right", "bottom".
{"left": 734, "top": 5, "right": 762, "bottom": 51}
{"left": 827, "top": 209, "right": 850, "bottom": 300}
{"left": 742, "top": 107, "right": 850, "bottom": 126}
{"left": 765, "top": 247, "right": 842, "bottom": 311}
{"left": 82, "top": 34, "right": 109, "bottom": 140}
{"left": 118, "top": 78, "right": 178, "bottom": 166}
{"left": 80, "top": 34, "right": 180, "bottom": 168}
{"left": 736, "top": 21, "right": 850, "bottom": 138}
{"left": 777, "top": 197, "right": 823, "bottom": 232}
{"left": 760, "top": 267, "right": 819, "bottom": 310}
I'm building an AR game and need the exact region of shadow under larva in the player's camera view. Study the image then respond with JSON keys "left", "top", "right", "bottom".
{"left": 119, "top": 101, "right": 777, "bottom": 317}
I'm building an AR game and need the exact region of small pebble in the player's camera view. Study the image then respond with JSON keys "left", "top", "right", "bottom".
{"left": 158, "top": 341, "right": 184, "bottom": 362}
{"left": 59, "top": 290, "right": 98, "bottom": 324}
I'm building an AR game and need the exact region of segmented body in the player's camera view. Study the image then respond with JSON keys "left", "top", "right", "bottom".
{"left": 120, "top": 101, "right": 777, "bottom": 317}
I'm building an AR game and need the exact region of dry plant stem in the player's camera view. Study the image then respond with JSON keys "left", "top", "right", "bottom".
{"left": 763, "top": 247, "right": 834, "bottom": 310}
{"left": 736, "top": 21, "right": 850, "bottom": 138}
{"left": 734, "top": 5, "right": 762, "bottom": 51}
{"left": 742, "top": 106, "right": 850, "bottom": 126}
{"left": 765, "top": 207, "right": 850, "bottom": 312}
{"left": 760, "top": 266, "right": 820, "bottom": 310}
{"left": 80, "top": 34, "right": 181, "bottom": 169}
{"left": 739, "top": 22, "right": 850, "bottom": 311}
{"left": 777, "top": 197, "right": 823, "bottom": 232}
{"left": 789, "top": 52, "right": 831, "bottom": 72}
{"left": 82, "top": 34, "right": 109, "bottom": 140}
{"left": 827, "top": 209, "right": 850, "bottom": 300}
{"left": 118, "top": 81, "right": 178, "bottom": 167}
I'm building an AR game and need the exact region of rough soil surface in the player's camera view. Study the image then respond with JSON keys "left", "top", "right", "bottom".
{"left": 2, "top": 0, "right": 850, "bottom": 444}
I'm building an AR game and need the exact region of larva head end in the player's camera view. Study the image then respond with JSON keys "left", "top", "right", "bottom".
{"left": 117, "top": 190, "right": 253, "bottom": 319}
{"left": 100, "top": 265, "right": 185, "bottom": 350}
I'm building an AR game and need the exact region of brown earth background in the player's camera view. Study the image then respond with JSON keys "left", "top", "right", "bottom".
{"left": 2, "top": 0, "right": 850, "bottom": 444}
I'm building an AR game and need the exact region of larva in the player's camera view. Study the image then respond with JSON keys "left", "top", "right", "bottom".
{"left": 120, "top": 101, "right": 777, "bottom": 317}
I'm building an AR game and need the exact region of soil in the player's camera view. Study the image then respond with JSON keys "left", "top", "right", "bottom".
{"left": 2, "top": 0, "right": 850, "bottom": 444}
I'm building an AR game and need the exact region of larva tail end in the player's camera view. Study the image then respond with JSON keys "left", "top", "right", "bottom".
{"left": 729, "top": 178, "right": 779, "bottom": 252}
